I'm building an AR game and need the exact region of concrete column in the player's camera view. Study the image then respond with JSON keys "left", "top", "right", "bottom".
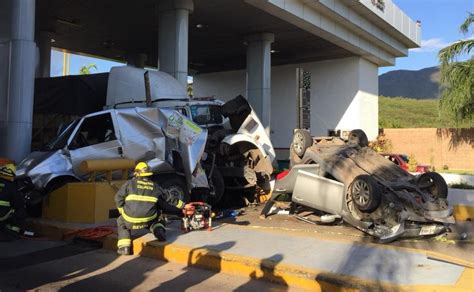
{"left": 126, "top": 53, "right": 147, "bottom": 68}
{"left": 246, "top": 33, "right": 274, "bottom": 131}
{"left": 158, "top": 0, "right": 193, "bottom": 88}
{"left": 36, "top": 30, "right": 51, "bottom": 78}
{"left": 0, "top": 0, "right": 36, "bottom": 162}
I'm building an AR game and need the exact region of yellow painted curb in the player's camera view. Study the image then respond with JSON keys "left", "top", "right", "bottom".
{"left": 454, "top": 204, "right": 474, "bottom": 221}
{"left": 100, "top": 235, "right": 473, "bottom": 292}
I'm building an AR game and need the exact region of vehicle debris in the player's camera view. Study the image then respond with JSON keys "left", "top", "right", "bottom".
{"left": 263, "top": 129, "right": 455, "bottom": 243}
{"left": 16, "top": 107, "right": 207, "bottom": 214}
{"left": 108, "top": 67, "right": 275, "bottom": 201}
{"left": 16, "top": 68, "right": 275, "bottom": 211}
{"left": 215, "top": 209, "right": 244, "bottom": 219}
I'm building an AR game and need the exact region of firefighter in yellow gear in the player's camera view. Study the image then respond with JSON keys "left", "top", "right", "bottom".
{"left": 0, "top": 163, "right": 22, "bottom": 236}
{"left": 115, "top": 162, "right": 186, "bottom": 255}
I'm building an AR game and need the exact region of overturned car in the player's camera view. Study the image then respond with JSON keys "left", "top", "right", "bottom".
{"left": 265, "top": 129, "right": 454, "bottom": 242}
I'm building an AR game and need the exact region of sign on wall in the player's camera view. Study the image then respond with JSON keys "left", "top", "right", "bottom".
{"left": 296, "top": 68, "right": 311, "bottom": 130}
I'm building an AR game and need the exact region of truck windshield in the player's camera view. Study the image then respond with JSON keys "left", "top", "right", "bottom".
{"left": 47, "top": 120, "right": 79, "bottom": 150}
{"left": 189, "top": 105, "right": 223, "bottom": 125}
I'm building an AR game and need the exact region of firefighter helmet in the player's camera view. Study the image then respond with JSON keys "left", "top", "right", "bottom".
{"left": 0, "top": 163, "right": 16, "bottom": 181}
{"left": 134, "top": 162, "right": 152, "bottom": 177}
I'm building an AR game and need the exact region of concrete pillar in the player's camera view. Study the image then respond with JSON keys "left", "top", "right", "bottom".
{"left": 246, "top": 33, "right": 274, "bottom": 131}
{"left": 126, "top": 53, "right": 147, "bottom": 68}
{"left": 158, "top": 0, "right": 193, "bottom": 88}
{"left": 36, "top": 31, "right": 51, "bottom": 78}
{"left": 0, "top": 0, "right": 36, "bottom": 162}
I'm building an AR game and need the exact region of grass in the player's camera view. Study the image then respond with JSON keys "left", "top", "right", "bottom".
{"left": 440, "top": 169, "right": 474, "bottom": 175}
{"left": 379, "top": 96, "right": 473, "bottom": 128}
{"left": 449, "top": 182, "right": 474, "bottom": 189}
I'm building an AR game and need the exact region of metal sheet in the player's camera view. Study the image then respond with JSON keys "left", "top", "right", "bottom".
{"left": 274, "top": 164, "right": 320, "bottom": 193}
{"left": 222, "top": 110, "right": 275, "bottom": 162}
{"left": 106, "top": 66, "right": 187, "bottom": 108}
{"left": 292, "top": 170, "right": 345, "bottom": 216}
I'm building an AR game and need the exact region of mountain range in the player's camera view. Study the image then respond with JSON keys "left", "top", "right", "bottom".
{"left": 379, "top": 66, "right": 441, "bottom": 99}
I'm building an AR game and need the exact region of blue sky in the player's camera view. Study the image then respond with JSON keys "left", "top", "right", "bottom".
{"left": 50, "top": 49, "right": 123, "bottom": 77}
{"left": 51, "top": 0, "right": 473, "bottom": 77}
{"left": 380, "top": 0, "right": 474, "bottom": 74}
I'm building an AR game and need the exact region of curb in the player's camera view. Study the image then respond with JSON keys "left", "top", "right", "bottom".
{"left": 101, "top": 233, "right": 474, "bottom": 292}
{"left": 449, "top": 188, "right": 474, "bottom": 221}
{"left": 454, "top": 204, "right": 474, "bottom": 221}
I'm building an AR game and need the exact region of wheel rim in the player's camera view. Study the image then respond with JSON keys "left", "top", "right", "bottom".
{"left": 167, "top": 185, "right": 185, "bottom": 201}
{"left": 352, "top": 180, "right": 370, "bottom": 206}
{"left": 420, "top": 177, "right": 438, "bottom": 199}
{"left": 293, "top": 133, "right": 304, "bottom": 153}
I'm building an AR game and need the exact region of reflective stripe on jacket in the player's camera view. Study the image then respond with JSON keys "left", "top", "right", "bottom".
{"left": 0, "top": 200, "right": 11, "bottom": 207}
{"left": 115, "top": 177, "right": 184, "bottom": 224}
{"left": 0, "top": 178, "right": 18, "bottom": 220}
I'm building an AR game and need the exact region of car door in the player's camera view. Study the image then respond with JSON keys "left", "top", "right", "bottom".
{"left": 67, "top": 111, "right": 123, "bottom": 177}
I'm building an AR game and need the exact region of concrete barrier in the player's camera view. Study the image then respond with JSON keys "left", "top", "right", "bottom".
{"left": 441, "top": 173, "right": 474, "bottom": 186}
{"left": 449, "top": 188, "right": 474, "bottom": 221}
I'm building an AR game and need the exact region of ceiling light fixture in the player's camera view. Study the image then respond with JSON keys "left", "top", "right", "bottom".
{"left": 56, "top": 18, "right": 82, "bottom": 28}
{"left": 196, "top": 24, "right": 208, "bottom": 29}
{"left": 102, "top": 40, "right": 115, "bottom": 49}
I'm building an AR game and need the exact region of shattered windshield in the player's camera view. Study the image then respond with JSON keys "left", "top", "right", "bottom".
{"left": 47, "top": 120, "right": 79, "bottom": 150}
{"left": 190, "top": 105, "right": 223, "bottom": 125}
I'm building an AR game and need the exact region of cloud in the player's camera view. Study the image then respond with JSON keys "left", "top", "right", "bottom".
{"left": 410, "top": 38, "right": 450, "bottom": 52}
{"left": 411, "top": 35, "right": 474, "bottom": 53}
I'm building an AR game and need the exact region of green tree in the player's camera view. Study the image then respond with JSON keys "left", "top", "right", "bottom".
{"left": 79, "top": 63, "right": 98, "bottom": 75}
{"left": 187, "top": 82, "right": 193, "bottom": 97}
{"left": 438, "top": 12, "right": 474, "bottom": 122}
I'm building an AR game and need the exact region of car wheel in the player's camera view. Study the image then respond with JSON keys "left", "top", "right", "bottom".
{"left": 417, "top": 172, "right": 448, "bottom": 199}
{"left": 25, "top": 176, "right": 79, "bottom": 217}
{"left": 350, "top": 175, "right": 381, "bottom": 212}
{"left": 155, "top": 175, "right": 190, "bottom": 203}
{"left": 347, "top": 129, "right": 369, "bottom": 147}
{"left": 292, "top": 129, "right": 312, "bottom": 158}
{"left": 46, "top": 176, "right": 79, "bottom": 193}
{"left": 206, "top": 168, "right": 225, "bottom": 206}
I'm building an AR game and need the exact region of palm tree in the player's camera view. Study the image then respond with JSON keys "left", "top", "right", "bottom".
{"left": 79, "top": 63, "right": 98, "bottom": 75}
{"left": 187, "top": 82, "right": 193, "bottom": 97}
{"left": 438, "top": 12, "right": 474, "bottom": 122}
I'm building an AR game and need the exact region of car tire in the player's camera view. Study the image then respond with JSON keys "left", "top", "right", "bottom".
{"left": 45, "top": 176, "right": 79, "bottom": 193}
{"left": 206, "top": 167, "right": 225, "bottom": 206}
{"left": 350, "top": 175, "right": 382, "bottom": 212}
{"left": 292, "top": 129, "right": 312, "bottom": 158}
{"left": 417, "top": 172, "right": 448, "bottom": 199}
{"left": 154, "top": 175, "right": 190, "bottom": 203}
{"left": 25, "top": 176, "right": 79, "bottom": 217}
{"left": 347, "top": 129, "right": 369, "bottom": 148}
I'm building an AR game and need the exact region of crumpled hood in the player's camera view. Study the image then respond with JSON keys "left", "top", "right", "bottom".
{"left": 16, "top": 150, "right": 74, "bottom": 189}
{"left": 17, "top": 151, "right": 56, "bottom": 177}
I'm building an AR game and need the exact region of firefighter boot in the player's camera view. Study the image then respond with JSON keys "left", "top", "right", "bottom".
{"left": 151, "top": 223, "right": 166, "bottom": 242}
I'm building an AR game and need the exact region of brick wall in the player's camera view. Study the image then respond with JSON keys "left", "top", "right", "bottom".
{"left": 383, "top": 128, "right": 474, "bottom": 171}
